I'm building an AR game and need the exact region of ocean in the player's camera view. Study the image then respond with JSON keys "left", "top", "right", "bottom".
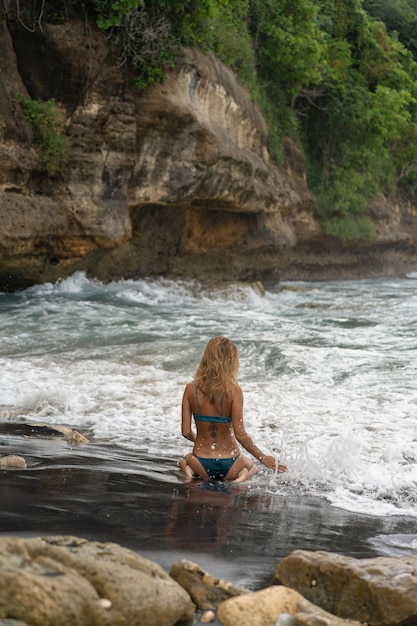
{"left": 1, "top": 272, "right": 417, "bottom": 552}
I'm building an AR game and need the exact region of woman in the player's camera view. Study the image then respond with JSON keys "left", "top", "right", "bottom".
{"left": 179, "top": 336, "right": 287, "bottom": 482}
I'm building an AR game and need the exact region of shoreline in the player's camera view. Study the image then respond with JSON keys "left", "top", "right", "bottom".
{"left": 1, "top": 428, "right": 416, "bottom": 590}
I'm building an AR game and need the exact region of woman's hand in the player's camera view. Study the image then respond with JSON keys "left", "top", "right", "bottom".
{"left": 261, "top": 455, "right": 287, "bottom": 473}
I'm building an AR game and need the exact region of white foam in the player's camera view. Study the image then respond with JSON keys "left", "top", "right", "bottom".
{"left": 2, "top": 275, "right": 417, "bottom": 517}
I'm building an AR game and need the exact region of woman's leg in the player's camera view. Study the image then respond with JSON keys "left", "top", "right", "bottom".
{"left": 224, "top": 455, "right": 258, "bottom": 482}
{"left": 179, "top": 455, "right": 194, "bottom": 478}
{"left": 233, "top": 467, "right": 250, "bottom": 483}
{"left": 179, "top": 453, "right": 210, "bottom": 480}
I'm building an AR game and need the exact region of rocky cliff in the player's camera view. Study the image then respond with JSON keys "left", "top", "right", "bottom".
{"left": 1, "top": 2, "right": 416, "bottom": 291}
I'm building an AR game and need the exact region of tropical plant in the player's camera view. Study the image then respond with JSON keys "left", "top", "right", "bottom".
{"left": 16, "top": 95, "right": 67, "bottom": 176}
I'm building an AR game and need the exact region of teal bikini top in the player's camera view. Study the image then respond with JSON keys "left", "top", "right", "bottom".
{"left": 193, "top": 384, "right": 232, "bottom": 423}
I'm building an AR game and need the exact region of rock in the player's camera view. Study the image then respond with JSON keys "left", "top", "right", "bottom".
{"left": 2, "top": 537, "right": 417, "bottom": 626}
{"left": 0, "top": 421, "right": 89, "bottom": 445}
{"left": 216, "top": 585, "right": 361, "bottom": 626}
{"left": 170, "top": 559, "right": 247, "bottom": 610}
{"left": 294, "top": 602, "right": 362, "bottom": 626}
{"left": 26, "top": 423, "right": 89, "bottom": 445}
{"left": 0, "top": 455, "right": 26, "bottom": 469}
{"left": 0, "top": 535, "right": 195, "bottom": 626}
{"left": 217, "top": 587, "right": 301, "bottom": 626}
{"left": 272, "top": 549, "right": 417, "bottom": 626}
{"left": 200, "top": 609, "right": 216, "bottom": 623}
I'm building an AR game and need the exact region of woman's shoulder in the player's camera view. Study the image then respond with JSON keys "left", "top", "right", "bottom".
{"left": 230, "top": 382, "right": 243, "bottom": 398}
{"left": 184, "top": 381, "right": 195, "bottom": 395}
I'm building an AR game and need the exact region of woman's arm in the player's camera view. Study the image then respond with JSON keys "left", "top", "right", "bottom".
{"left": 181, "top": 383, "right": 196, "bottom": 443}
{"left": 232, "top": 385, "right": 287, "bottom": 472}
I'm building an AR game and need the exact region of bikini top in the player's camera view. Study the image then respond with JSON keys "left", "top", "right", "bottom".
{"left": 193, "top": 384, "right": 232, "bottom": 423}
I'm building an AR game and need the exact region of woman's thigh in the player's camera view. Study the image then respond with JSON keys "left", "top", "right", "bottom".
{"left": 185, "top": 453, "right": 211, "bottom": 480}
{"left": 224, "top": 455, "right": 255, "bottom": 481}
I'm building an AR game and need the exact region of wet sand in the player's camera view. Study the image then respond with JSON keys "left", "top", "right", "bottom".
{"left": 1, "top": 424, "right": 415, "bottom": 590}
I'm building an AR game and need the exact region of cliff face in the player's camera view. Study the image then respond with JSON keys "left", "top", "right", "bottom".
{"left": 0, "top": 4, "right": 416, "bottom": 291}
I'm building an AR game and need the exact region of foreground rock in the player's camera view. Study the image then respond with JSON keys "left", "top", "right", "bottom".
{"left": 217, "top": 585, "right": 362, "bottom": 626}
{"left": 2, "top": 538, "right": 417, "bottom": 626}
{"left": 272, "top": 549, "right": 417, "bottom": 626}
{"left": 170, "top": 559, "right": 248, "bottom": 609}
{"left": 0, "top": 536, "right": 195, "bottom": 626}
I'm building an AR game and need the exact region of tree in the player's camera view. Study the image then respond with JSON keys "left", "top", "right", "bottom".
{"left": 297, "top": 0, "right": 417, "bottom": 238}
{"left": 363, "top": 0, "right": 417, "bottom": 60}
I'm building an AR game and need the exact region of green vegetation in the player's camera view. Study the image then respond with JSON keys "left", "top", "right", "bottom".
{"left": 14, "top": 0, "right": 417, "bottom": 239}
{"left": 364, "top": 0, "right": 417, "bottom": 60}
{"left": 298, "top": 0, "right": 417, "bottom": 238}
{"left": 16, "top": 96, "right": 67, "bottom": 176}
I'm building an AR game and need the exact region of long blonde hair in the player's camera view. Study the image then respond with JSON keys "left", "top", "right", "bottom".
{"left": 194, "top": 336, "right": 239, "bottom": 404}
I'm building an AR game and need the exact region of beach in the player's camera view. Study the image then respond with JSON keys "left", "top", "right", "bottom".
{"left": 1, "top": 425, "right": 415, "bottom": 592}
{"left": 2, "top": 275, "right": 417, "bottom": 593}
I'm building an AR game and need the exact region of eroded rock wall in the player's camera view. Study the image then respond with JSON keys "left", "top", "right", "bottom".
{"left": 0, "top": 2, "right": 416, "bottom": 291}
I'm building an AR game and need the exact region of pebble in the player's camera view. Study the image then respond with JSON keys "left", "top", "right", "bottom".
{"left": 96, "top": 598, "right": 112, "bottom": 610}
{"left": 200, "top": 609, "right": 216, "bottom": 623}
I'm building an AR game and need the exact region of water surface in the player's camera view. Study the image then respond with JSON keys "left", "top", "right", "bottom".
{"left": 1, "top": 273, "right": 417, "bottom": 579}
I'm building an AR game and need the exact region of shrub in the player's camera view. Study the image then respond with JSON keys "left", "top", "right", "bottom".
{"left": 16, "top": 95, "right": 67, "bottom": 176}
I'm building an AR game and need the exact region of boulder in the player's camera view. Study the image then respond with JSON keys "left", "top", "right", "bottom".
{"left": 0, "top": 535, "right": 195, "bottom": 626}
{"left": 216, "top": 585, "right": 362, "bottom": 626}
{"left": 170, "top": 559, "right": 247, "bottom": 610}
{"left": 272, "top": 549, "right": 417, "bottom": 626}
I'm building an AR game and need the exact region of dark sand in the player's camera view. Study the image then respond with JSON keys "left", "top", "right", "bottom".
{"left": 1, "top": 423, "right": 415, "bottom": 591}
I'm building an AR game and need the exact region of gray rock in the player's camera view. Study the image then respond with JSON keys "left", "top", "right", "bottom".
{"left": 272, "top": 549, "right": 417, "bottom": 626}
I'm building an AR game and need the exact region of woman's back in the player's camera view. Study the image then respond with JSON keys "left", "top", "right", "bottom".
{"left": 185, "top": 383, "right": 239, "bottom": 458}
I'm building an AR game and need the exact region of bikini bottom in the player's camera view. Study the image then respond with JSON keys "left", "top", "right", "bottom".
{"left": 195, "top": 455, "right": 239, "bottom": 481}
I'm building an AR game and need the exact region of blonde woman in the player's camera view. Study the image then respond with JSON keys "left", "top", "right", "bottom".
{"left": 179, "top": 336, "right": 287, "bottom": 483}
